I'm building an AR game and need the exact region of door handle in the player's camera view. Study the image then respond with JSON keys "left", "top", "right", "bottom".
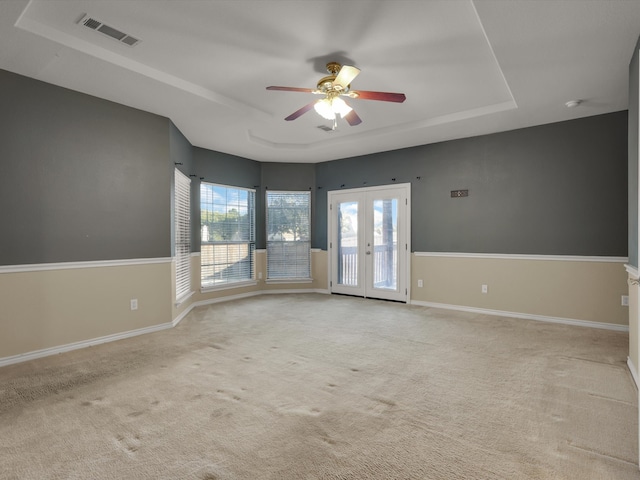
{"left": 366, "top": 251, "right": 371, "bottom": 255}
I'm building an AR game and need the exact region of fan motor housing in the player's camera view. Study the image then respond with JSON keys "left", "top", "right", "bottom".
{"left": 317, "top": 75, "right": 337, "bottom": 92}
{"left": 317, "top": 62, "right": 351, "bottom": 93}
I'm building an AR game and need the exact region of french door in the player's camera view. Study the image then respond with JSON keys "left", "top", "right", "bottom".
{"left": 328, "top": 184, "right": 410, "bottom": 302}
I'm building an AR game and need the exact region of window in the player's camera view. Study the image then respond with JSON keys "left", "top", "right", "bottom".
{"left": 174, "top": 169, "right": 191, "bottom": 301}
{"left": 266, "top": 191, "right": 311, "bottom": 279}
{"left": 200, "top": 182, "right": 255, "bottom": 288}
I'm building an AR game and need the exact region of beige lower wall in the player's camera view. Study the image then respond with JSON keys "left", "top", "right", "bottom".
{"left": 0, "top": 262, "right": 173, "bottom": 359}
{"left": 0, "top": 249, "right": 329, "bottom": 362}
{"left": 412, "top": 254, "right": 629, "bottom": 326}
{"left": 1, "top": 251, "right": 628, "bottom": 363}
{"left": 629, "top": 274, "right": 639, "bottom": 382}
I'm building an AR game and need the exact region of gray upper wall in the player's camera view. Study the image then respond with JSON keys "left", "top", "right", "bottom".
{"left": 315, "top": 111, "right": 628, "bottom": 255}
{"left": 0, "top": 68, "right": 628, "bottom": 266}
{"left": 0, "top": 69, "right": 171, "bottom": 265}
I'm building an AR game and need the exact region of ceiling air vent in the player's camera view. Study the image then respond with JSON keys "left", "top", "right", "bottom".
{"left": 77, "top": 14, "right": 140, "bottom": 47}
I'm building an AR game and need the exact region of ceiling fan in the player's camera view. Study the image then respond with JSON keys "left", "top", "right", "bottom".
{"left": 266, "top": 62, "right": 406, "bottom": 129}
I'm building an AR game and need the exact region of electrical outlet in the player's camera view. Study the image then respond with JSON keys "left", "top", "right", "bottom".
{"left": 481, "top": 284, "right": 488, "bottom": 294}
{"left": 258, "top": 272, "right": 263, "bottom": 280}
{"left": 622, "top": 295, "right": 629, "bottom": 306}
{"left": 418, "top": 279, "right": 423, "bottom": 288}
{"left": 130, "top": 298, "right": 138, "bottom": 311}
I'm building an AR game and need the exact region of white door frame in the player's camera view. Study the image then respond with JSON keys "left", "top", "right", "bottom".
{"left": 327, "top": 183, "right": 411, "bottom": 302}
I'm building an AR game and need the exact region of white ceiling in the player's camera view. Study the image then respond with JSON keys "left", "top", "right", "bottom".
{"left": 1, "top": 0, "right": 639, "bottom": 163}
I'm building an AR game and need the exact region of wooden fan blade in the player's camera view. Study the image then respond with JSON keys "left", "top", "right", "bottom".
{"left": 334, "top": 65, "right": 360, "bottom": 89}
{"left": 350, "top": 90, "right": 406, "bottom": 103}
{"left": 284, "top": 101, "right": 317, "bottom": 121}
{"left": 267, "top": 86, "right": 315, "bottom": 93}
{"left": 344, "top": 109, "right": 362, "bottom": 126}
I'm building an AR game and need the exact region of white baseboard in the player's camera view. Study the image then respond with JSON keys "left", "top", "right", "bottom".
{"left": 1, "top": 290, "right": 622, "bottom": 368}
{"left": 261, "top": 288, "right": 330, "bottom": 295}
{"left": 0, "top": 290, "right": 331, "bottom": 365}
{"left": 410, "top": 300, "right": 629, "bottom": 332}
{"left": 188, "top": 288, "right": 329, "bottom": 312}
{"left": 0, "top": 321, "right": 175, "bottom": 368}
{"left": 172, "top": 303, "right": 197, "bottom": 327}
{"left": 628, "top": 357, "right": 639, "bottom": 389}
{"left": 193, "top": 290, "right": 263, "bottom": 308}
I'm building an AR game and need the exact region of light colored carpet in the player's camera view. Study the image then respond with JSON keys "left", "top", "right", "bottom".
{"left": 0, "top": 294, "right": 638, "bottom": 479}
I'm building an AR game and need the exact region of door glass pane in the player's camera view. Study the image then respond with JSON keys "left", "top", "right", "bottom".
{"left": 338, "top": 201, "right": 358, "bottom": 286}
{"left": 373, "top": 198, "right": 397, "bottom": 290}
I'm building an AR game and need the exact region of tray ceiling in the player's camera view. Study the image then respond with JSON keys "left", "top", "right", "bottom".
{"left": 1, "top": 0, "right": 639, "bottom": 162}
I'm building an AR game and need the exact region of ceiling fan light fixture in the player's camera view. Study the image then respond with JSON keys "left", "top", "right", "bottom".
{"left": 267, "top": 61, "right": 405, "bottom": 125}
{"left": 332, "top": 97, "right": 352, "bottom": 118}
{"left": 314, "top": 98, "right": 336, "bottom": 120}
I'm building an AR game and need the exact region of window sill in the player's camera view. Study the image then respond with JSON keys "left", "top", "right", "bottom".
{"left": 201, "top": 280, "right": 258, "bottom": 294}
{"left": 265, "top": 278, "right": 313, "bottom": 285}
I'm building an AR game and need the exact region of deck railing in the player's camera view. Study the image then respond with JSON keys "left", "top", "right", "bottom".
{"left": 338, "top": 244, "right": 397, "bottom": 288}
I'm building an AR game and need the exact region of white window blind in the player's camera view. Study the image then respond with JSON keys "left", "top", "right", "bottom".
{"left": 200, "top": 182, "right": 255, "bottom": 288}
{"left": 174, "top": 169, "right": 191, "bottom": 301}
{"left": 266, "top": 191, "right": 311, "bottom": 279}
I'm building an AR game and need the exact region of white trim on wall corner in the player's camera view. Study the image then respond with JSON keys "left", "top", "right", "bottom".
{"left": 626, "top": 264, "right": 639, "bottom": 278}
{"left": 414, "top": 252, "right": 628, "bottom": 263}
{"left": 172, "top": 302, "right": 196, "bottom": 327}
{"left": 628, "top": 357, "right": 639, "bottom": 389}
{"left": 0, "top": 257, "right": 172, "bottom": 274}
{"left": 175, "top": 291, "right": 195, "bottom": 307}
{"left": 0, "top": 321, "right": 175, "bottom": 368}
{"left": 410, "top": 300, "right": 629, "bottom": 332}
